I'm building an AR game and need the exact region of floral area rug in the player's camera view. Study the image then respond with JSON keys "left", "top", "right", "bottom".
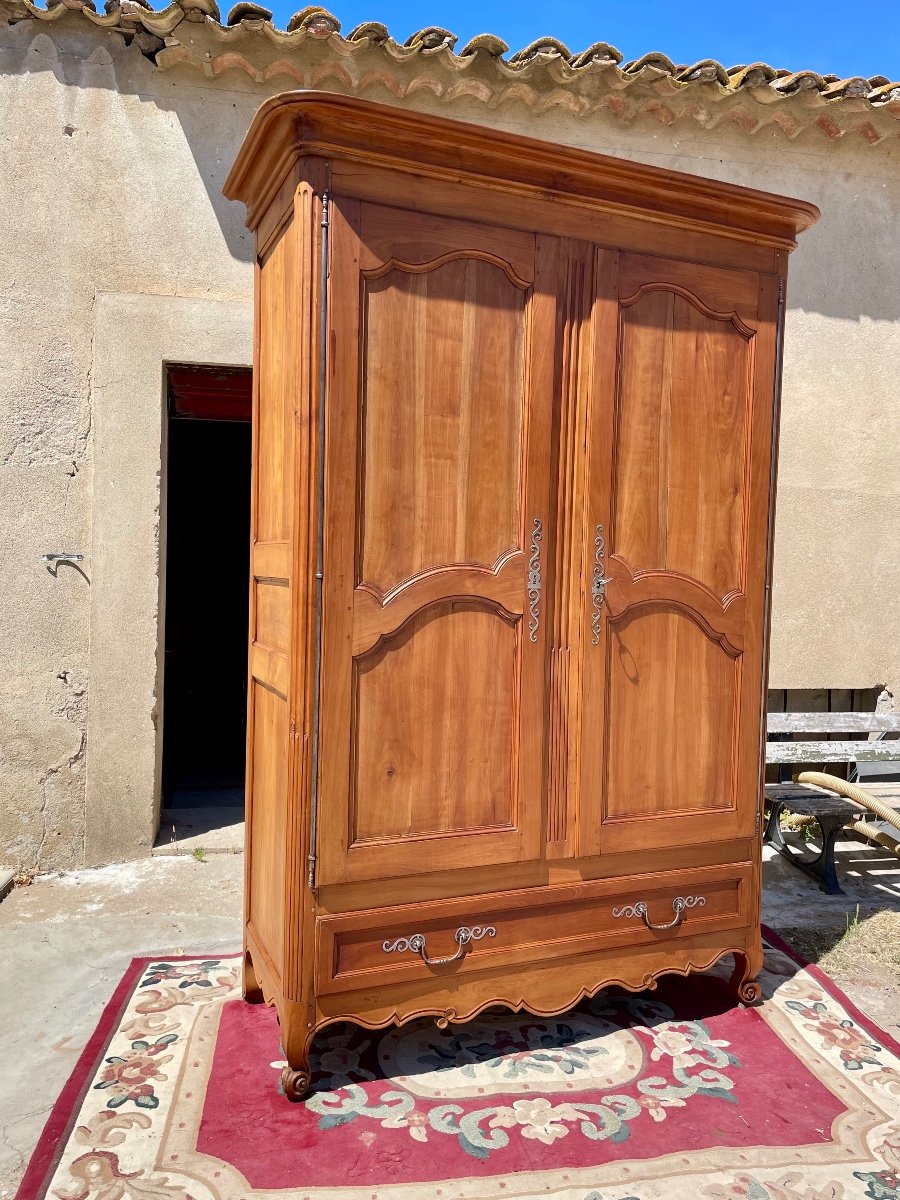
{"left": 15, "top": 931, "right": 900, "bottom": 1200}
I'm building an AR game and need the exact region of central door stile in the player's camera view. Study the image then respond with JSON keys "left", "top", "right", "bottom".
{"left": 576, "top": 248, "right": 620, "bottom": 860}
{"left": 544, "top": 240, "right": 596, "bottom": 861}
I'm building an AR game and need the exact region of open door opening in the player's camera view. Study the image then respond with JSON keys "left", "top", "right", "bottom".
{"left": 161, "top": 365, "right": 252, "bottom": 841}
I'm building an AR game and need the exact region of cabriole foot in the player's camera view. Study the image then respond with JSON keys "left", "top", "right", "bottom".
{"left": 242, "top": 950, "right": 263, "bottom": 1004}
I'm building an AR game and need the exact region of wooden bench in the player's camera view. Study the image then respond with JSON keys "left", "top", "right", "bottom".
{"left": 765, "top": 712, "right": 900, "bottom": 895}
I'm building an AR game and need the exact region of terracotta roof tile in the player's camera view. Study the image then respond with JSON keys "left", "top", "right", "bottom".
{"left": 621, "top": 51, "right": 677, "bottom": 75}
{"left": 457, "top": 33, "right": 508, "bottom": 59}
{"left": 5, "top": 0, "right": 899, "bottom": 143}
{"left": 403, "top": 25, "right": 456, "bottom": 52}
{"left": 226, "top": 2, "right": 272, "bottom": 24}
{"left": 507, "top": 37, "right": 574, "bottom": 67}
{"left": 673, "top": 59, "right": 732, "bottom": 86}
{"left": 286, "top": 6, "right": 338, "bottom": 34}
{"left": 345, "top": 20, "right": 388, "bottom": 44}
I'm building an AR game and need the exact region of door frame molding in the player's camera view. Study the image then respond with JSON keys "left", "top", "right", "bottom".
{"left": 85, "top": 292, "right": 252, "bottom": 865}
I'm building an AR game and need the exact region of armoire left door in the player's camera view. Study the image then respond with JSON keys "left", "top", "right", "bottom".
{"left": 316, "top": 199, "right": 558, "bottom": 886}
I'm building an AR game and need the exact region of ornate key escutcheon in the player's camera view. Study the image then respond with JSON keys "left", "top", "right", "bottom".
{"left": 527, "top": 518, "right": 543, "bottom": 643}
{"left": 590, "top": 524, "right": 612, "bottom": 645}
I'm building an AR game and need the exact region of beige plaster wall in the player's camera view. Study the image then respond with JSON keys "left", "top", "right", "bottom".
{"left": 0, "top": 12, "right": 897, "bottom": 869}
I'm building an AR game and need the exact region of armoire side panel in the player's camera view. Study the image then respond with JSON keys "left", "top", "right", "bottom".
{"left": 245, "top": 217, "right": 298, "bottom": 984}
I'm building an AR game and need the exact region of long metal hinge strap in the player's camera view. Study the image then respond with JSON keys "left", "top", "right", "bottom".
{"left": 307, "top": 191, "right": 330, "bottom": 890}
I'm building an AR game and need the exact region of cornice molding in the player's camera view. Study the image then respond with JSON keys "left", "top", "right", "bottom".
{"left": 223, "top": 91, "right": 820, "bottom": 248}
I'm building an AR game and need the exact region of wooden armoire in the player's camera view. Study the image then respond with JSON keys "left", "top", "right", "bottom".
{"left": 224, "top": 92, "right": 818, "bottom": 1099}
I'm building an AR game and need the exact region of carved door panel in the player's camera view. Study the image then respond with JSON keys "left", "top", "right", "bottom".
{"left": 579, "top": 250, "right": 779, "bottom": 857}
{"left": 316, "top": 201, "right": 557, "bottom": 885}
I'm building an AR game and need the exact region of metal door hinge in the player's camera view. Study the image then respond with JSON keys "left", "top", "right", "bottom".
{"left": 306, "top": 188, "right": 330, "bottom": 900}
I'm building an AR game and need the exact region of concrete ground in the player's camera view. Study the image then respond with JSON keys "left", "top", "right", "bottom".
{"left": 0, "top": 857, "right": 243, "bottom": 1197}
{"left": 1, "top": 841, "right": 898, "bottom": 1198}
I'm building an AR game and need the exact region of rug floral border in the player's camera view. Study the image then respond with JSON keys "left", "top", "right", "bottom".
{"left": 14, "top": 953, "right": 192, "bottom": 1200}
{"left": 14, "top": 929, "right": 900, "bottom": 1200}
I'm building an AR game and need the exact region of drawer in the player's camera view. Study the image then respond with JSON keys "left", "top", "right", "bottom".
{"left": 316, "top": 861, "right": 753, "bottom": 995}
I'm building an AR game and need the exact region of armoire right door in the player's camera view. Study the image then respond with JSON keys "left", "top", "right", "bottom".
{"left": 579, "top": 249, "right": 780, "bottom": 857}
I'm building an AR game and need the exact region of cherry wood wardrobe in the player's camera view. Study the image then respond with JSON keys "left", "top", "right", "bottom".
{"left": 224, "top": 92, "right": 817, "bottom": 1099}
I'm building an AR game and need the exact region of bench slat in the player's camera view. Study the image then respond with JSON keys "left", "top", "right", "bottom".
{"left": 765, "top": 782, "right": 900, "bottom": 804}
{"left": 763, "top": 783, "right": 860, "bottom": 818}
{"left": 767, "top": 712, "right": 900, "bottom": 733}
{"left": 766, "top": 740, "right": 900, "bottom": 764}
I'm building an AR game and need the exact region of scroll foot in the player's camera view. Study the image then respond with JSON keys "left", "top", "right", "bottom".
{"left": 729, "top": 950, "right": 762, "bottom": 1006}
{"left": 281, "top": 1065, "right": 311, "bottom": 1102}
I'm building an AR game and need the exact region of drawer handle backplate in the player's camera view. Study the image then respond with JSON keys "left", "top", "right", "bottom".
{"left": 611, "top": 895, "right": 706, "bottom": 932}
{"left": 382, "top": 925, "right": 497, "bottom": 967}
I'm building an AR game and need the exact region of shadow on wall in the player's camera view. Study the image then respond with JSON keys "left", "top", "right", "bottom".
{"left": 3, "top": 15, "right": 264, "bottom": 267}
{"left": 4, "top": 10, "right": 900, "bottom": 321}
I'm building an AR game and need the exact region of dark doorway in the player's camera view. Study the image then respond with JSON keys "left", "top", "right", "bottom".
{"left": 162, "top": 365, "right": 252, "bottom": 820}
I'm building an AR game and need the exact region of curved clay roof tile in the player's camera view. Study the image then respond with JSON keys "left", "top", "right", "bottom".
{"left": 674, "top": 59, "right": 731, "bottom": 86}
{"left": 346, "top": 20, "right": 389, "bottom": 43}
{"left": 7, "top": 0, "right": 899, "bottom": 143}
{"left": 226, "top": 1, "right": 271, "bottom": 24}
{"left": 822, "top": 77, "right": 874, "bottom": 100}
{"left": 621, "top": 51, "right": 676, "bottom": 75}
{"left": 404, "top": 26, "right": 457, "bottom": 51}
{"left": 868, "top": 81, "right": 900, "bottom": 104}
{"left": 285, "top": 5, "right": 339, "bottom": 34}
{"left": 179, "top": 0, "right": 219, "bottom": 21}
{"left": 458, "top": 33, "right": 509, "bottom": 58}
{"left": 771, "top": 69, "right": 827, "bottom": 93}
{"left": 508, "top": 37, "right": 574, "bottom": 66}
{"left": 571, "top": 41, "right": 623, "bottom": 69}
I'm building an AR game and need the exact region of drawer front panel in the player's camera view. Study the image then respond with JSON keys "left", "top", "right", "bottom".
{"left": 316, "top": 862, "right": 753, "bottom": 994}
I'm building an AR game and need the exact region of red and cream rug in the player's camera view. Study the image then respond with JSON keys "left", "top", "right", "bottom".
{"left": 15, "top": 931, "right": 900, "bottom": 1200}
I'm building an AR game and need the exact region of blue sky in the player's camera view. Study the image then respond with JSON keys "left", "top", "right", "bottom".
{"left": 266, "top": 0, "right": 900, "bottom": 80}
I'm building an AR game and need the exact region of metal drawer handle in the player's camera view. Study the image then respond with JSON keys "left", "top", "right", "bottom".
{"left": 382, "top": 925, "right": 496, "bottom": 967}
{"left": 611, "top": 895, "right": 706, "bottom": 932}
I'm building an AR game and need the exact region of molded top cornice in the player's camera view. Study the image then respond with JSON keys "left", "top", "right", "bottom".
{"left": 224, "top": 91, "right": 820, "bottom": 247}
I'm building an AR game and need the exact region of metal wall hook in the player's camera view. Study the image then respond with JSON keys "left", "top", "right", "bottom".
{"left": 41, "top": 553, "right": 84, "bottom": 564}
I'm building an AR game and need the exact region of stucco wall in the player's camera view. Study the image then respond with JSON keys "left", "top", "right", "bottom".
{"left": 0, "top": 11, "right": 897, "bottom": 870}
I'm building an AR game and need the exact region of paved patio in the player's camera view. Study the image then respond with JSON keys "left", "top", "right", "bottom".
{"left": 1, "top": 840, "right": 898, "bottom": 1197}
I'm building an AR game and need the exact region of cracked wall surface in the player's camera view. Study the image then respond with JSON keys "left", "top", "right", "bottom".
{"left": 0, "top": 9, "right": 898, "bottom": 870}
